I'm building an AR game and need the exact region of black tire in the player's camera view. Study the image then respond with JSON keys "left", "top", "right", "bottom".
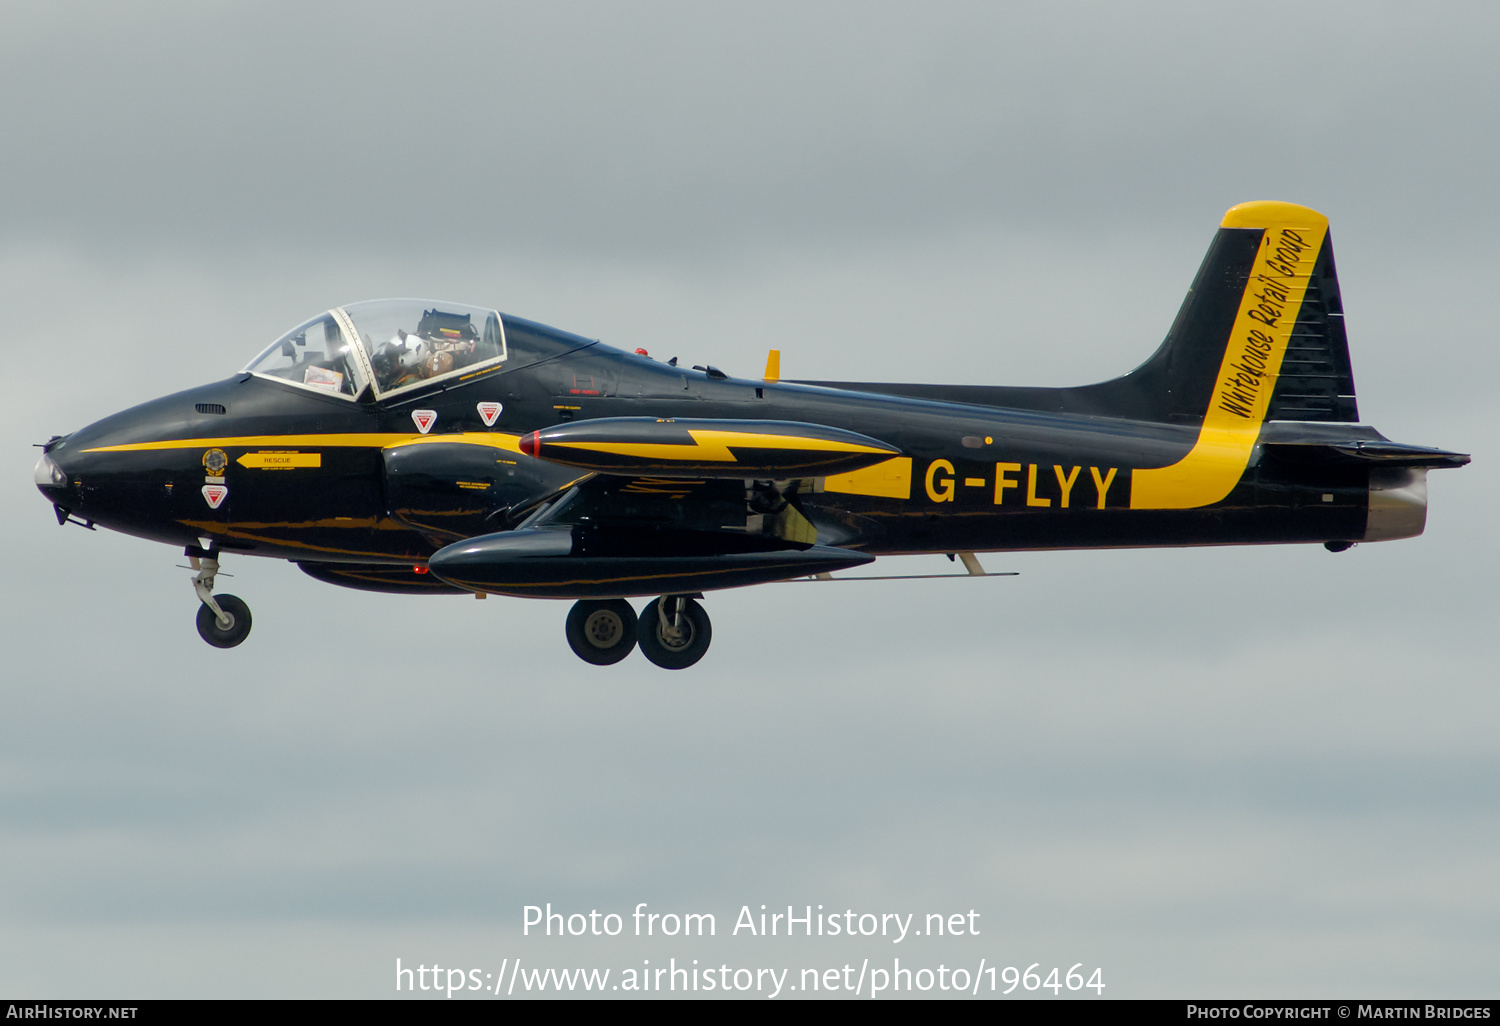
{"left": 565, "top": 599, "right": 639, "bottom": 665}
{"left": 636, "top": 596, "right": 712, "bottom": 670}
{"left": 195, "top": 594, "right": 252, "bottom": 649}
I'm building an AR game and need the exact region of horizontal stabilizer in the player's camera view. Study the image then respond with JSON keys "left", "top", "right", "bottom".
{"left": 1261, "top": 440, "right": 1470, "bottom": 469}
{"left": 518, "top": 417, "right": 899, "bottom": 478}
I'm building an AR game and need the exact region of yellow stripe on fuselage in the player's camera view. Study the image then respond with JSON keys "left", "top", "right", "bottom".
{"left": 1130, "top": 202, "right": 1328, "bottom": 510}
{"left": 551, "top": 429, "right": 891, "bottom": 463}
{"left": 81, "top": 432, "right": 524, "bottom": 455}
{"left": 824, "top": 457, "right": 913, "bottom": 499}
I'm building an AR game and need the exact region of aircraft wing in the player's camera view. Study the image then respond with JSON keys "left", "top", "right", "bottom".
{"left": 422, "top": 417, "right": 893, "bottom": 598}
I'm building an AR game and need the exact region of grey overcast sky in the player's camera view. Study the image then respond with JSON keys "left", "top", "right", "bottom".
{"left": 1, "top": 0, "right": 1495, "bottom": 999}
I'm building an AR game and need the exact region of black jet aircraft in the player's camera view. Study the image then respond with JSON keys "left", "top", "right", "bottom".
{"left": 33, "top": 202, "right": 1469, "bottom": 668}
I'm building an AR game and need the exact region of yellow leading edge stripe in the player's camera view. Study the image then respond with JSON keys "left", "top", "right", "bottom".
{"left": 1129, "top": 201, "right": 1329, "bottom": 510}
{"left": 81, "top": 432, "right": 525, "bottom": 454}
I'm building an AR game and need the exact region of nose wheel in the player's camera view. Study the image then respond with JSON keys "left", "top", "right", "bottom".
{"left": 187, "top": 548, "right": 253, "bottom": 648}
{"left": 196, "top": 594, "right": 252, "bottom": 648}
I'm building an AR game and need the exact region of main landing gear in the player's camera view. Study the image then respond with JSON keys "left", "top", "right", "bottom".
{"left": 565, "top": 599, "right": 637, "bottom": 666}
{"left": 564, "top": 595, "right": 712, "bottom": 669}
{"left": 188, "top": 548, "right": 252, "bottom": 648}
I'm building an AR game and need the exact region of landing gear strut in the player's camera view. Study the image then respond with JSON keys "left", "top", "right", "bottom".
{"left": 188, "top": 549, "right": 252, "bottom": 648}
{"left": 565, "top": 599, "right": 638, "bottom": 665}
{"left": 636, "top": 596, "right": 712, "bottom": 670}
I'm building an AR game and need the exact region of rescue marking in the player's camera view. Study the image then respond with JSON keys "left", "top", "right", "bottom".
{"left": 412, "top": 410, "right": 437, "bottom": 434}
{"left": 477, "top": 401, "right": 503, "bottom": 427}
{"left": 236, "top": 451, "right": 321, "bottom": 470}
{"left": 202, "top": 484, "right": 228, "bottom": 509}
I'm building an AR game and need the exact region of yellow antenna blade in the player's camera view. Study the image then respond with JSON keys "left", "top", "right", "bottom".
{"left": 763, "top": 349, "right": 781, "bottom": 383}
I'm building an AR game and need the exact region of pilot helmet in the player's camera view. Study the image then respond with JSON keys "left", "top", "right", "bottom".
{"left": 373, "top": 330, "right": 428, "bottom": 381}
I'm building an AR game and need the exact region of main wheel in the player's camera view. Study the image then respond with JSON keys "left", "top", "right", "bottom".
{"left": 195, "top": 594, "right": 252, "bottom": 648}
{"left": 565, "top": 599, "right": 639, "bottom": 665}
{"left": 636, "top": 596, "right": 712, "bottom": 670}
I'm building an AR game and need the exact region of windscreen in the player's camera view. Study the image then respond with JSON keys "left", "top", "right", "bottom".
{"left": 244, "top": 312, "right": 367, "bottom": 398}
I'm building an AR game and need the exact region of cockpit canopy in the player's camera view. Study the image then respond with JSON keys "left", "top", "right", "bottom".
{"left": 244, "top": 299, "right": 507, "bottom": 401}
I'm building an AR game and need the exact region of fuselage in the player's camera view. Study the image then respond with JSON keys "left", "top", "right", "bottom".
{"left": 36, "top": 311, "right": 1414, "bottom": 567}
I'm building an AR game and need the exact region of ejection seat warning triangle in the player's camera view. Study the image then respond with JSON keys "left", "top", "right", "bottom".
{"left": 477, "top": 401, "right": 502, "bottom": 427}
{"left": 412, "top": 410, "right": 437, "bottom": 434}
{"left": 201, "top": 484, "right": 228, "bottom": 509}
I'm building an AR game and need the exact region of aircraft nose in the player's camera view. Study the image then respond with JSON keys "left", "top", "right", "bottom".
{"left": 33, "top": 450, "right": 71, "bottom": 502}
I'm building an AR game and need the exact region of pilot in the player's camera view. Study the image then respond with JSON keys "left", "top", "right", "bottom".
{"left": 372, "top": 327, "right": 480, "bottom": 389}
{"left": 372, "top": 330, "right": 428, "bottom": 389}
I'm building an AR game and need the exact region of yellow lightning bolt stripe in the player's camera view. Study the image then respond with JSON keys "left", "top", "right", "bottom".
{"left": 549, "top": 429, "right": 891, "bottom": 463}
{"left": 1130, "top": 202, "right": 1328, "bottom": 510}
{"left": 81, "top": 432, "right": 524, "bottom": 454}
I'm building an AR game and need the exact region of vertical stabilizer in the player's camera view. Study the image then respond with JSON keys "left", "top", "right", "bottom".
{"left": 1131, "top": 202, "right": 1334, "bottom": 508}
{"left": 1118, "top": 200, "right": 1357, "bottom": 427}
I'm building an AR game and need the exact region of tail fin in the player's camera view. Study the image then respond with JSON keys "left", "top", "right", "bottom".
{"left": 797, "top": 201, "right": 1359, "bottom": 425}
{"left": 1120, "top": 200, "right": 1358, "bottom": 425}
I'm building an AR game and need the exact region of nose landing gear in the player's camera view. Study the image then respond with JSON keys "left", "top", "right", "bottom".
{"left": 562, "top": 595, "right": 712, "bottom": 668}
{"left": 187, "top": 548, "right": 252, "bottom": 648}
